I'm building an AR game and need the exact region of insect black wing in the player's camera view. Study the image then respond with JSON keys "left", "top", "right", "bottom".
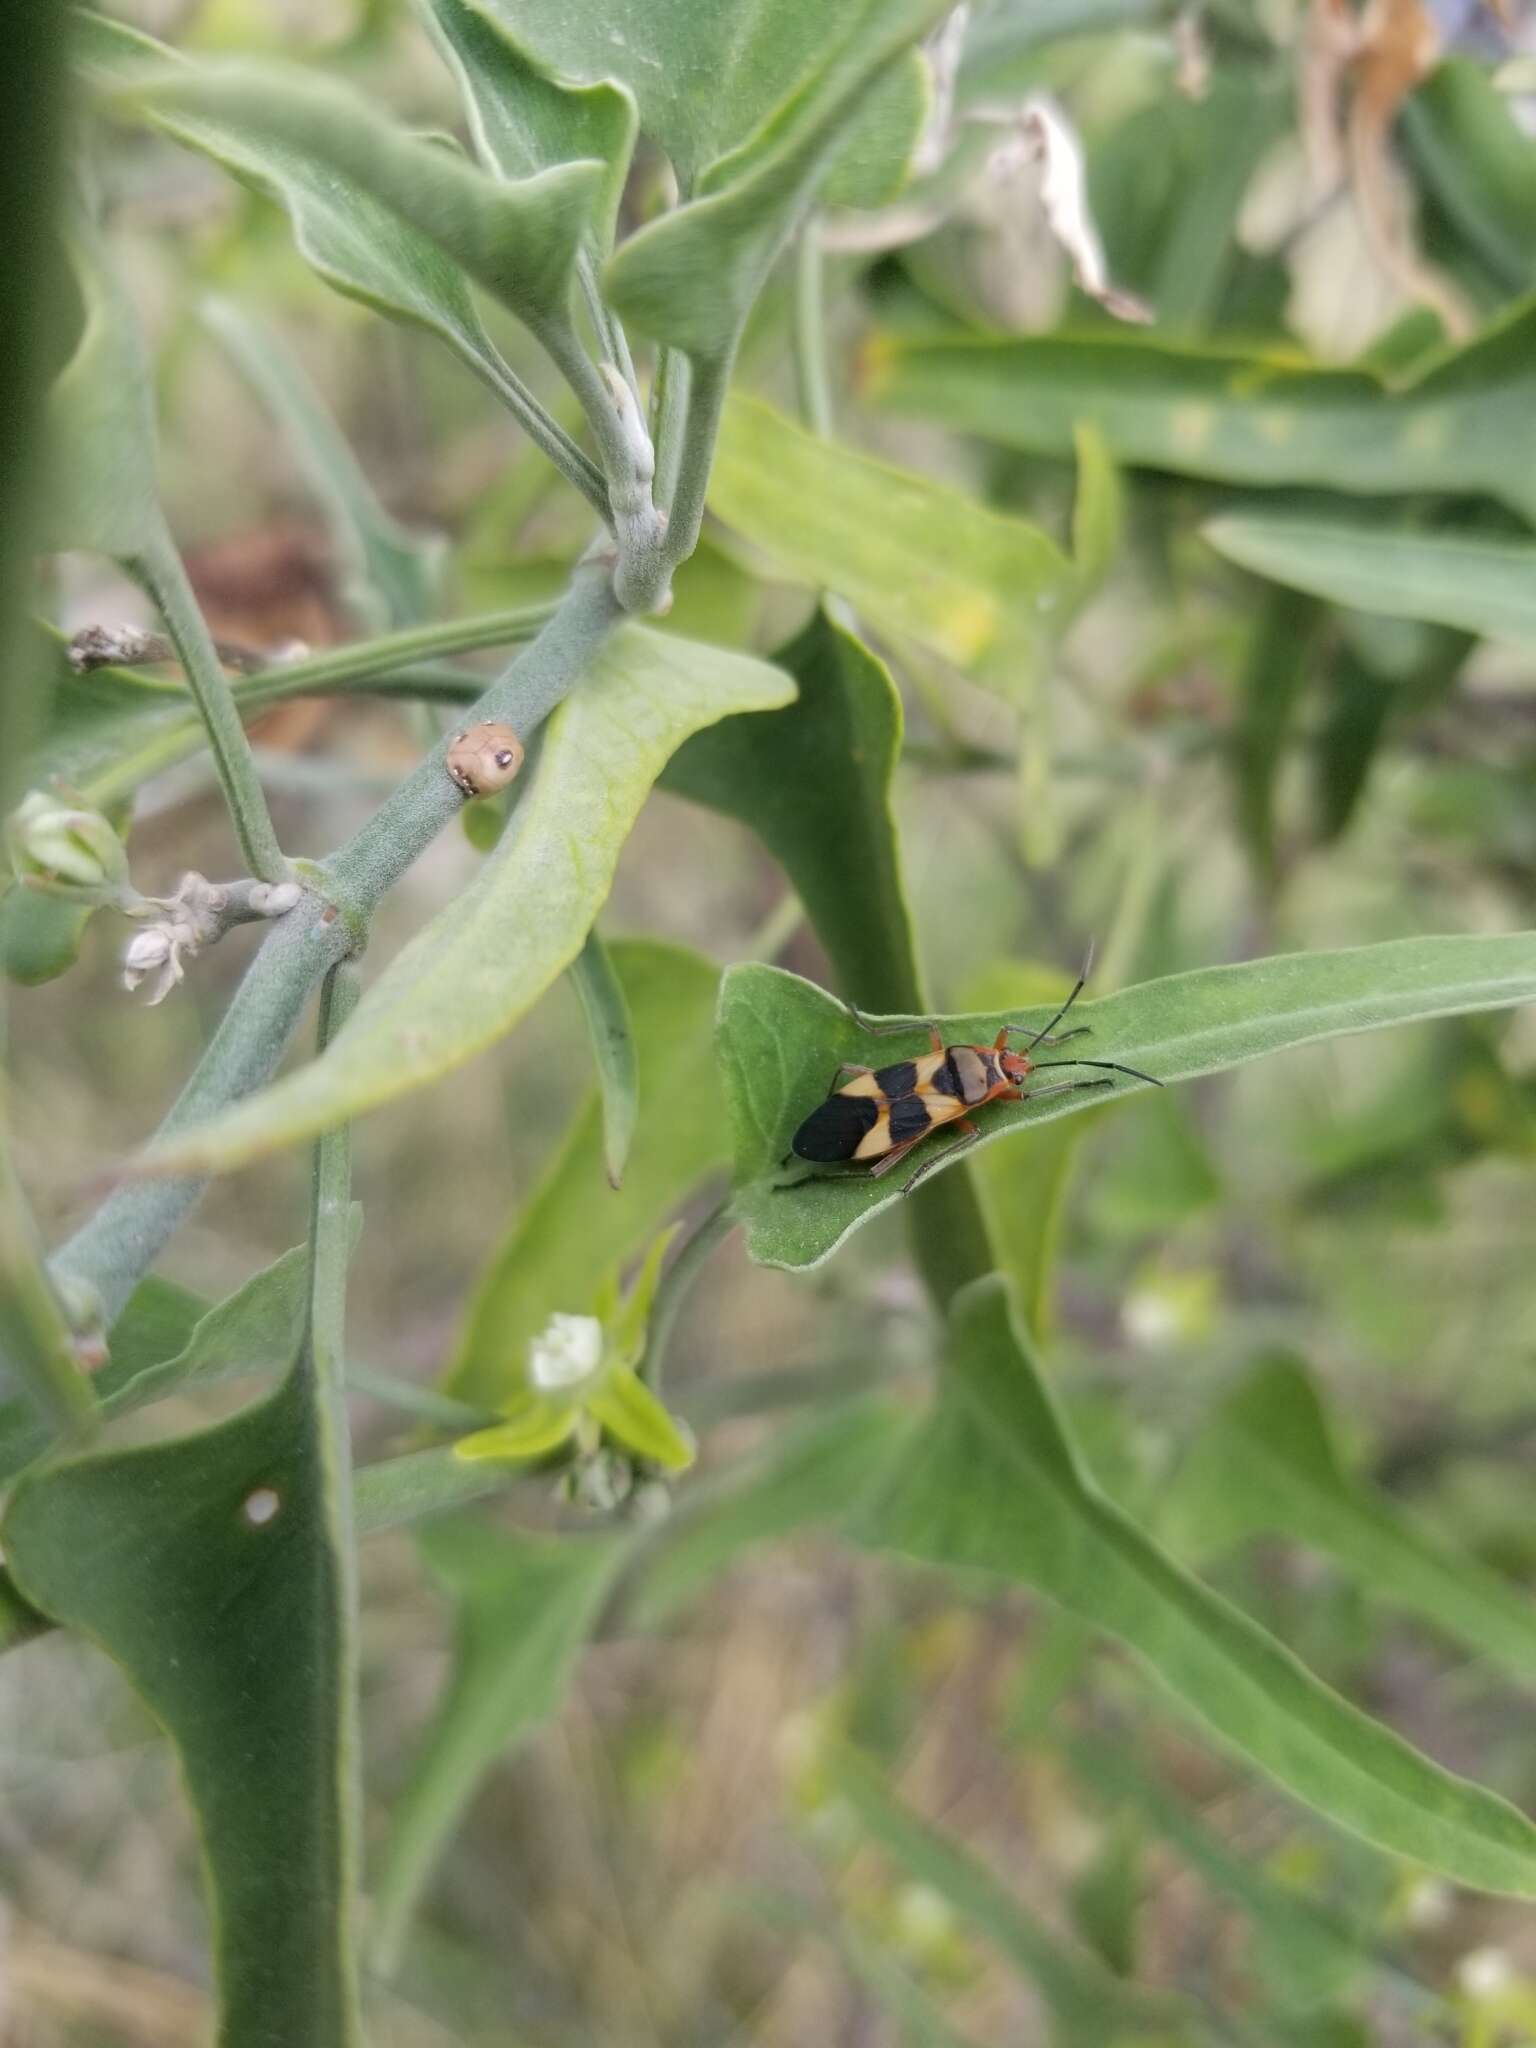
{"left": 791, "top": 1090, "right": 881, "bottom": 1163}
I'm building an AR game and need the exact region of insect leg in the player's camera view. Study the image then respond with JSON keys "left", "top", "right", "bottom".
{"left": 824, "top": 1060, "right": 873, "bottom": 1094}
{"left": 844, "top": 1000, "right": 943, "bottom": 1051}
{"left": 899, "top": 1120, "right": 980, "bottom": 1195}
{"left": 1022, "top": 1077, "right": 1115, "bottom": 1105}
{"left": 998, "top": 1023, "right": 1091, "bottom": 1048}
{"left": 865, "top": 1134, "right": 927, "bottom": 1180}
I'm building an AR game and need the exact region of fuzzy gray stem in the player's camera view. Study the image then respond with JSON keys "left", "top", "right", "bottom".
{"left": 129, "top": 518, "right": 289, "bottom": 884}
{"left": 53, "top": 567, "right": 624, "bottom": 1321}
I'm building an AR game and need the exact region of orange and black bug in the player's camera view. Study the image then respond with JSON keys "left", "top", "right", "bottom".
{"left": 786, "top": 960, "right": 1161, "bottom": 1195}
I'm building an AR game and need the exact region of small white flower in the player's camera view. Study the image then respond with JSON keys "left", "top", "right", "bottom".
{"left": 527, "top": 1312, "right": 604, "bottom": 1393}
{"left": 1404, "top": 1876, "right": 1453, "bottom": 1930}
{"left": 1457, "top": 1948, "right": 1513, "bottom": 2000}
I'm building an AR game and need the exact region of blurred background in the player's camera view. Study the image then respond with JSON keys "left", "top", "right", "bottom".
{"left": 7, "top": 0, "right": 1536, "bottom": 2041}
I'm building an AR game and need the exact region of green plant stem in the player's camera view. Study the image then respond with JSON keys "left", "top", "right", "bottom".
{"left": 473, "top": 344, "right": 609, "bottom": 516}
{"left": 641, "top": 1196, "right": 736, "bottom": 1396}
{"left": 577, "top": 250, "right": 639, "bottom": 404}
{"left": 793, "top": 224, "right": 834, "bottom": 439}
{"left": 231, "top": 600, "right": 562, "bottom": 701}
{"left": 129, "top": 518, "right": 289, "bottom": 883}
{"left": 300, "top": 959, "right": 363, "bottom": 2038}
{"left": 53, "top": 567, "right": 623, "bottom": 1323}
{"left": 539, "top": 323, "right": 668, "bottom": 612}
{"left": 660, "top": 353, "right": 730, "bottom": 578}
{"left": 650, "top": 347, "right": 691, "bottom": 512}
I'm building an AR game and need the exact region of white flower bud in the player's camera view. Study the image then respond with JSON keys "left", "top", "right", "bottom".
{"left": 122, "top": 923, "right": 187, "bottom": 1005}
{"left": 528, "top": 1312, "right": 604, "bottom": 1393}
{"left": 7, "top": 791, "right": 129, "bottom": 893}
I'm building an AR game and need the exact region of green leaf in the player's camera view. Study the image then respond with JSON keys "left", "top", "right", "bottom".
{"left": 829, "top": 1744, "right": 1181, "bottom": 2041}
{"left": 0, "top": 0, "right": 69, "bottom": 819}
{"left": 1231, "top": 588, "right": 1320, "bottom": 885}
{"left": 138, "top": 632, "right": 793, "bottom": 1176}
{"left": 3, "top": 1362, "right": 364, "bottom": 2044}
{"left": 201, "top": 296, "right": 443, "bottom": 633}
{"left": 0, "top": 1240, "right": 311, "bottom": 1483}
{"left": 1403, "top": 61, "right": 1536, "bottom": 294}
{"left": 454, "top": 1390, "right": 577, "bottom": 1462}
{"left": 480, "top": 0, "right": 930, "bottom": 197}
{"left": 0, "top": 1080, "right": 98, "bottom": 1438}
{"left": 75, "top": 14, "right": 490, "bottom": 370}
{"left": 0, "top": 1569, "right": 49, "bottom": 1655}
{"left": 1065, "top": 1734, "right": 1373, "bottom": 2013}
{"left": 821, "top": 49, "right": 931, "bottom": 212}
{"left": 40, "top": 232, "right": 161, "bottom": 558}
{"left": 416, "top": 0, "right": 637, "bottom": 253}
{"left": 604, "top": 0, "right": 951, "bottom": 364}
{"left": 707, "top": 395, "right": 1074, "bottom": 698}
{"left": 631, "top": 1396, "right": 912, "bottom": 1627}
{"left": 81, "top": 15, "right": 605, "bottom": 354}
{"left": 1204, "top": 513, "right": 1536, "bottom": 653}
{"left": 855, "top": 1279, "right": 1536, "bottom": 1896}
{"left": 662, "top": 610, "right": 920, "bottom": 1009}
{"left": 586, "top": 1364, "right": 694, "bottom": 1469}
{"left": 866, "top": 302, "right": 1536, "bottom": 525}
{"left": 1162, "top": 1355, "right": 1536, "bottom": 1684}
{"left": 1088, "top": 73, "right": 1290, "bottom": 336}
{"left": 723, "top": 932, "right": 1536, "bottom": 1272}
{"left": 568, "top": 926, "right": 638, "bottom": 1190}
{"left": 955, "top": 962, "right": 1109, "bottom": 1343}
{"left": 1069, "top": 421, "right": 1122, "bottom": 599}
{"left": 660, "top": 609, "right": 992, "bottom": 1304}
{"left": 371, "top": 1517, "right": 626, "bottom": 1971}
{"left": 446, "top": 941, "right": 725, "bottom": 1408}
{"left": 0, "top": 885, "right": 96, "bottom": 987}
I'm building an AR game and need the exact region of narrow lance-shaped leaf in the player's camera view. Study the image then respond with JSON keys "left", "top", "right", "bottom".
{"left": 371, "top": 1518, "right": 627, "bottom": 1973}
{"left": 3, "top": 1359, "right": 366, "bottom": 2045}
{"left": 79, "top": 14, "right": 607, "bottom": 357}
{"left": 724, "top": 931, "right": 1536, "bottom": 1272}
{"left": 139, "top": 634, "right": 793, "bottom": 1177}
{"left": 828, "top": 1744, "right": 1184, "bottom": 2041}
{"left": 567, "top": 926, "right": 638, "bottom": 1191}
{"left": 447, "top": 941, "right": 723, "bottom": 1409}
{"left": 706, "top": 397, "right": 1076, "bottom": 702}
{"left": 1204, "top": 513, "right": 1536, "bottom": 653}
{"left": 1161, "top": 1354, "right": 1536, "bottom": 1684}
{"left": 1063, "top": 1734, "right": 1383, "bottom": 2014}
{"left": 201, "top": 296, "right": 444, "bottom": 634}
{"left": 865, "top": 302, "right": 1536, "bottom": 525}
{"left": 854, "top": 1280, "right": 1536, "bottom": 1896}
{"left": 39, "top": 229, "right": 161, "bottom": 558}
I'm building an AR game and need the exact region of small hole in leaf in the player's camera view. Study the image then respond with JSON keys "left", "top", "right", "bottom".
{"left": 242, "top": 1486, "right": 281, "bottom": 1527}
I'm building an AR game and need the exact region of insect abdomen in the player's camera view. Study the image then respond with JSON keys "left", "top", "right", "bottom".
{"left": 792, "top": 1090, "right": 880, "bottom": 1163}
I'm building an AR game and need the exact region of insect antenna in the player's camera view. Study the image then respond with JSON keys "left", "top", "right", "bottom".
{"left": 1031, "top": 1056, "right": 1162, "bottom": 1087}
{"left": 1019, "top": 938, "right": 1095, "bottom": 1053}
